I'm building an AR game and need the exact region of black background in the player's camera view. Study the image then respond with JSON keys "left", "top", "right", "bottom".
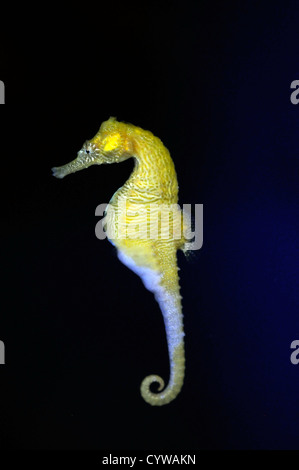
{"left": 0, "top": 1, "right": 299, "bottom": 450}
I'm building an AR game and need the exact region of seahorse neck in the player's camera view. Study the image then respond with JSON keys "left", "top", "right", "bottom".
{"left": 120, "top": 138, "right": 178, "bottom": 204}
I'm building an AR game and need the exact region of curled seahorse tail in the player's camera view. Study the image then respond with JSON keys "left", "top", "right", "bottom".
{"left": 140, "top": 341, "right": 185, "bottom": 406}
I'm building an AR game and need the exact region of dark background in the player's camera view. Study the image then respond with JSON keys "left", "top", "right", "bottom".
{"left": 0, "top": 0, "right": 298, "bottom": 450}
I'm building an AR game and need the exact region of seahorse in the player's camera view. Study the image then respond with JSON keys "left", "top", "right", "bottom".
{"left": 52, "top": 117, "right": 191, "bottom": 405}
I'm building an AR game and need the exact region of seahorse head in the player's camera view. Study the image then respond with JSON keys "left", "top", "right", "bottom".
{"left": 52, "top": 117, "right": 136, "bottom": 179}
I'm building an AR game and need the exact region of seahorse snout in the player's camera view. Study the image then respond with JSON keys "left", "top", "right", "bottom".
{"left": 52, "top": 167, "right": 67, "bottom": 179}
{"left": 52, "top": 152, "right": 95, "bottom": 179}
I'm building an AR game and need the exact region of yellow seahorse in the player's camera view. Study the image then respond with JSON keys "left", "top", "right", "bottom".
{"left": 52, "top": 117, "right": 191, "bottom": 405}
